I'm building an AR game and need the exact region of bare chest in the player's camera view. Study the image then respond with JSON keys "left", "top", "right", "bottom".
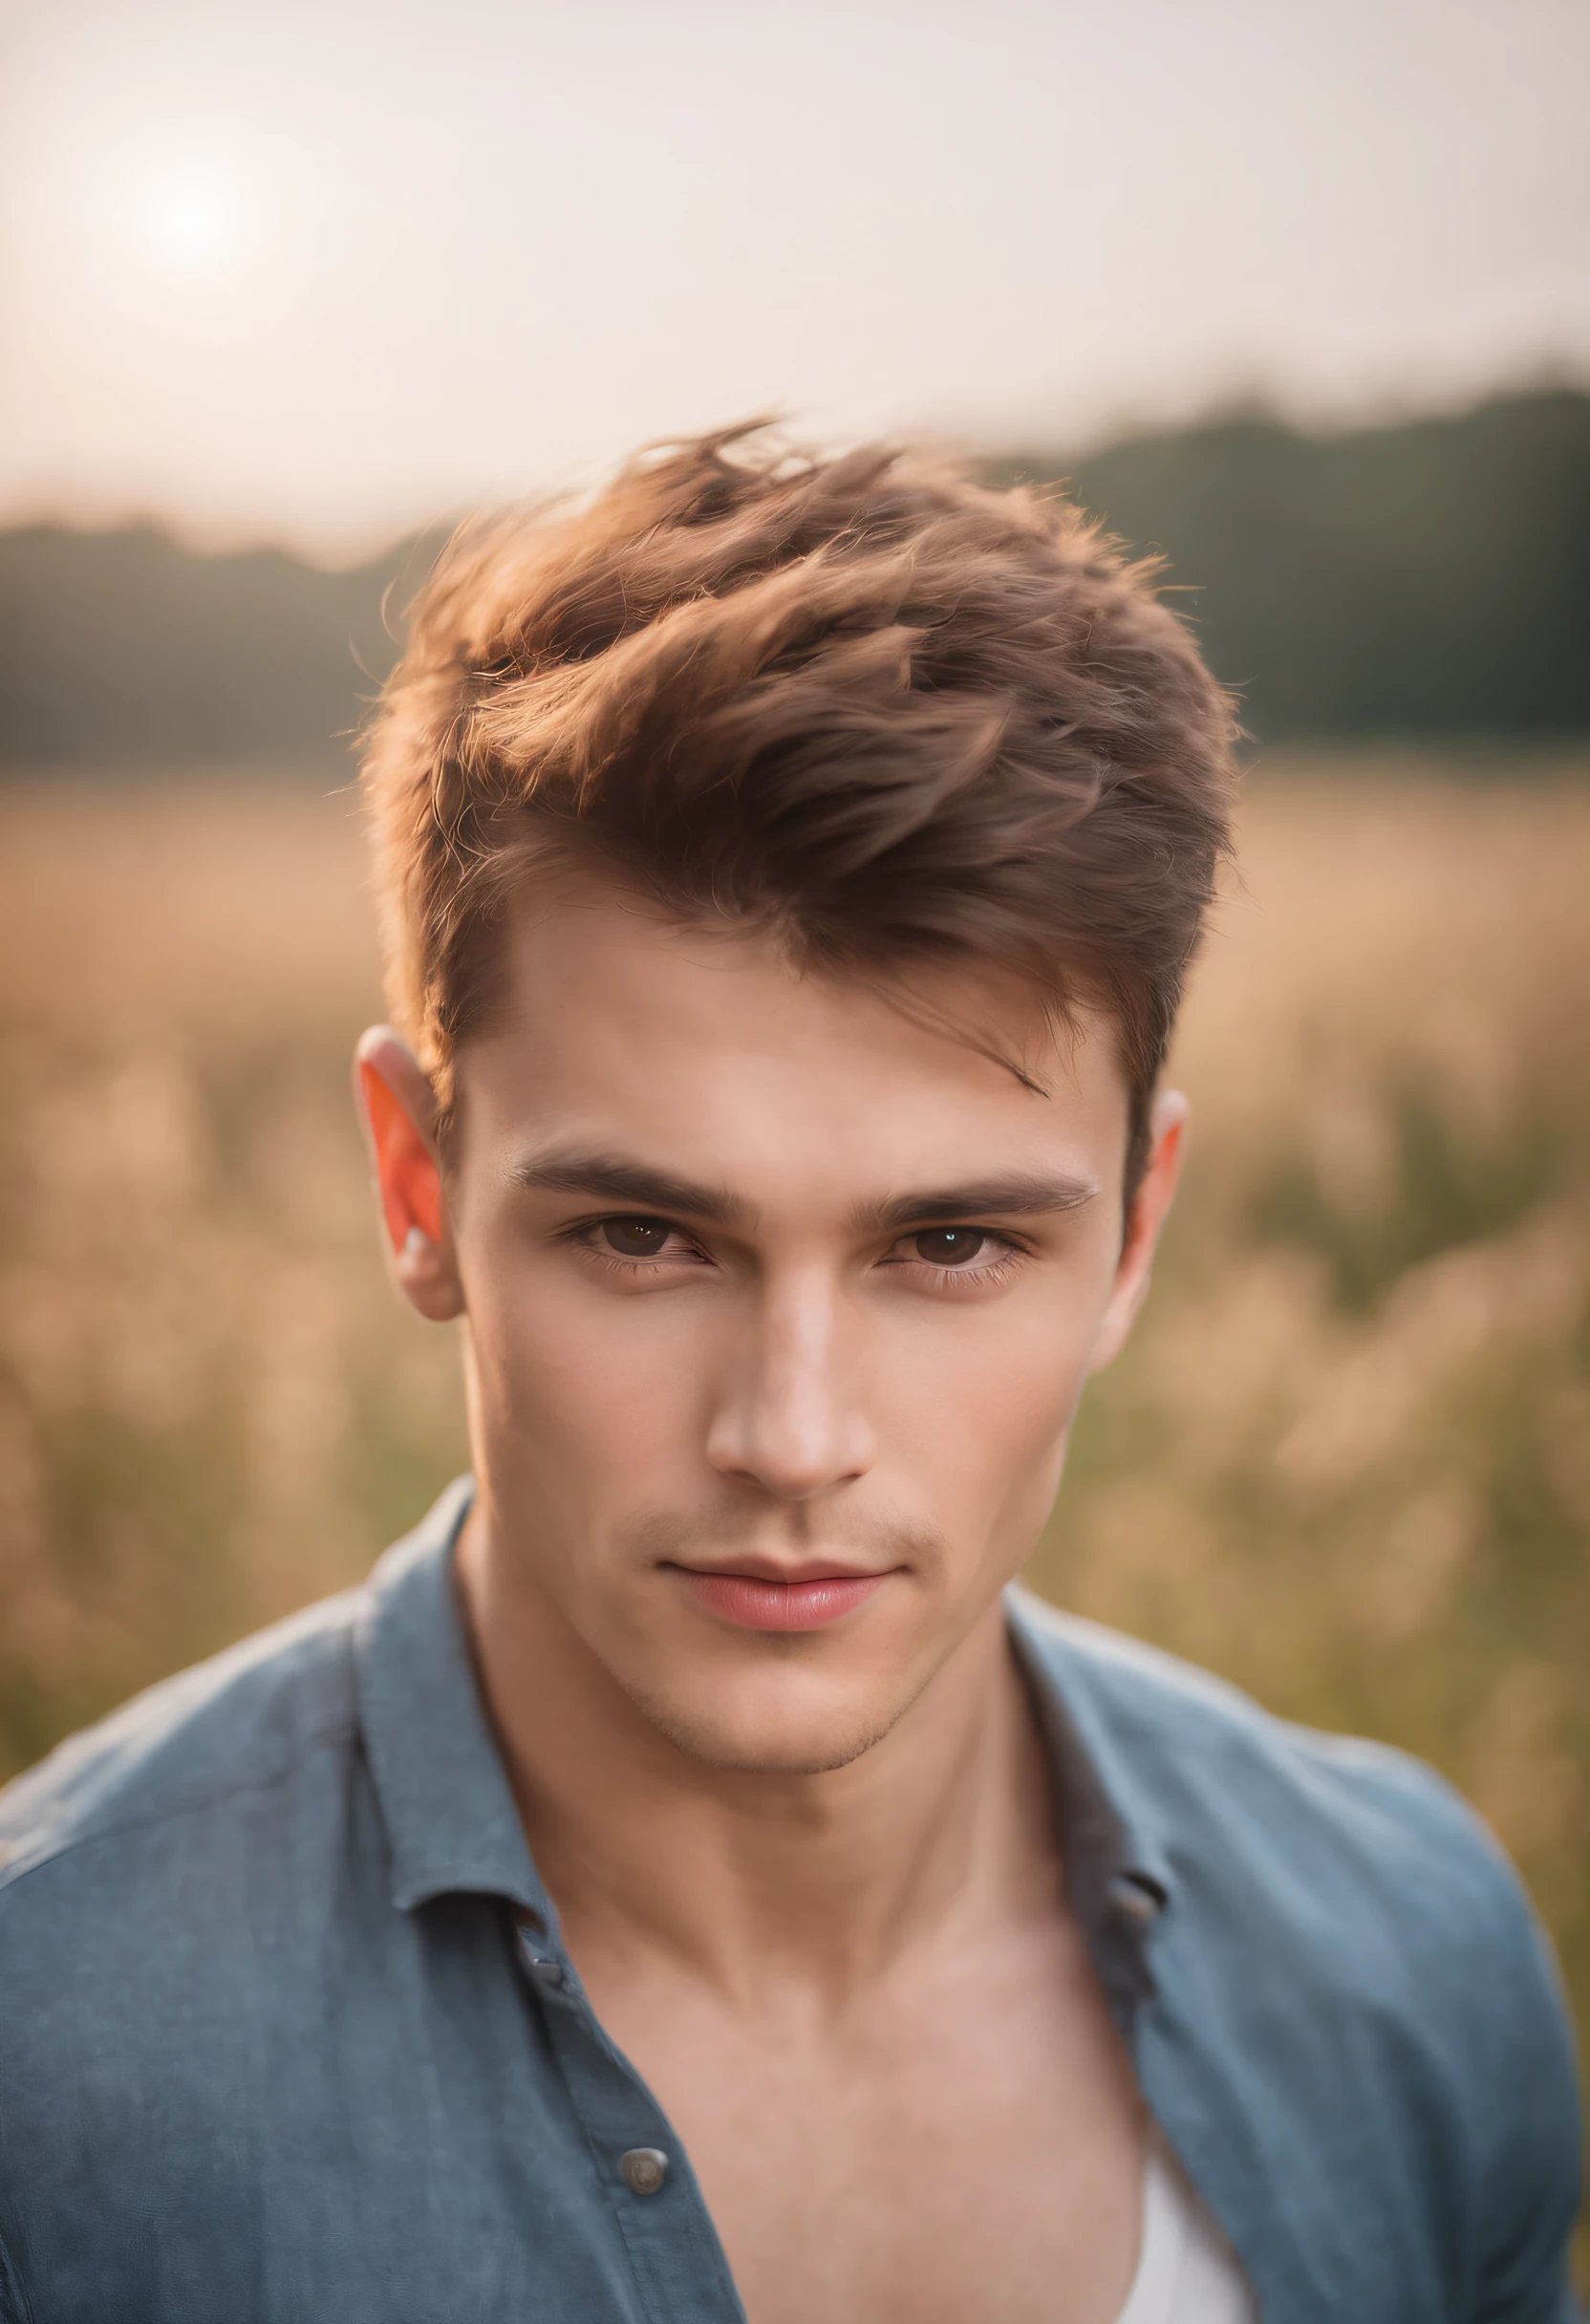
{"left": 579, "top": 1923, "right": 1145, "bottom": 2324}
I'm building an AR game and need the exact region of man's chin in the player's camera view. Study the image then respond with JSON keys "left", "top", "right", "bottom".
{"left": 615, "top": 1670, "right": 913, "bottom": 1776}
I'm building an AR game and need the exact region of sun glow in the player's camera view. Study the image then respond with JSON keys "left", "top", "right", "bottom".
{"left": 147, "top": 177, "right": 240, "bottom": 262}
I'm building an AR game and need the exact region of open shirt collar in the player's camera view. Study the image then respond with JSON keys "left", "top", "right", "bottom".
{"left": 355, "top": 1480, "right": 1171, "bottom": 2018}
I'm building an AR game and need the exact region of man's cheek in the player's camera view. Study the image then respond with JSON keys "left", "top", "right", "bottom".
{"left": 889, "top": 1312, "right": 1088, "bottom": 1461}
{"left": 492, "top": 1306, "right": 703, "bottom": 1487}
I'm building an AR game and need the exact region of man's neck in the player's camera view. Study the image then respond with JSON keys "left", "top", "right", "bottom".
{"left": 453, "top": 1516, "right": 1062, "bottom": 2009}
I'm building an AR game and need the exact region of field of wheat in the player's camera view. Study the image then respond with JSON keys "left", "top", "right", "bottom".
{"left": 1, "top": 761, "right": 1587, "bottom": 2163}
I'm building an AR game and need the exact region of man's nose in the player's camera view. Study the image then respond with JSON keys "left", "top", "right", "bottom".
{"left": 704, "top": 1271, "right": 876, "bottom": 1500}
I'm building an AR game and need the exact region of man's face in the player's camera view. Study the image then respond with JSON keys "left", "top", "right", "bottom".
{"left": 364, "top": 876, "right": 1180, "bottom": 1774}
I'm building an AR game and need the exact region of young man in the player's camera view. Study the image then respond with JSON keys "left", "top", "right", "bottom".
{"left": 0, "top": 432, "right": 1579, "bottom": 2323}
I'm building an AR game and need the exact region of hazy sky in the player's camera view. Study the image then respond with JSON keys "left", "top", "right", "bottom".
{"left": 3, "top": 0, "right": 1587, "bottom": 557}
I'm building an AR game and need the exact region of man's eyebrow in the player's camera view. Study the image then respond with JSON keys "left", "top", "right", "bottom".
{"left": 505, "top": 1149, "right": 749, "bottom": 1224}
{"left": 859, "top": 1173, "right": 1100, "bottom": 1232}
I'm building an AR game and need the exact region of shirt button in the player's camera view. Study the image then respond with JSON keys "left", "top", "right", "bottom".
{"left": 620, "top": 2147, "right": 670, "bottom": 2196}
{"left": 517, "top": 1932, "right": 567, "bottom": 1989}
{"left": 1109, "top": 1873, "right": 1164, "bottom": 1928}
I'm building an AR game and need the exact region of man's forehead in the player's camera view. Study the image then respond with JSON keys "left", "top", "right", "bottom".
{"left": 490, "top": 870, "right": 1119, "bottom": 1102}
{"left": 471, "top": 1036, "right": 1123, "bottom": 1236}
{"left": 445, "top": 879, "right": 1135, "bottom": 1209}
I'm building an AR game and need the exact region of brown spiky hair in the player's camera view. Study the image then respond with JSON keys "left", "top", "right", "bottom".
{"left": 361, "top": 424, "right": 1237, "bottom": 1187}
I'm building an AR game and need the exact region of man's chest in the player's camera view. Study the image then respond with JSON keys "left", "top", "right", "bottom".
{"left": 578, "top": 1919, "right": 1147, "bottom": 2324}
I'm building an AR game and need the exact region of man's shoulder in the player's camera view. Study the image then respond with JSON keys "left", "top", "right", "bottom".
{"left": 1010, "top": 1586, "right": 1541, "bottom": 1970}
{"left": 1009, "top": 1593, "right": 1582, "bottom": 2313}
{"left": 0, "top": 1582, "right": 366, "bottom": 1906}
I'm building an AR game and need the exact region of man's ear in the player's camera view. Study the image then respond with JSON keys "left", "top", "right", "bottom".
{"left": 353, "top": 1027, "right": 465, "bottom": 1323}
{"left": 1087, "top": 1088, "right": 1188, "bottom": 1375}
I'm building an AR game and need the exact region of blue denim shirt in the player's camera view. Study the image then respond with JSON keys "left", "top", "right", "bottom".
{"left": 0, "top": 1481, "right": 1579, "bottom": 2322}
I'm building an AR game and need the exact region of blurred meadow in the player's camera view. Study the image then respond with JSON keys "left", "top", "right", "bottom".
{"left": 1, "top": 758, "right": 1586, "bottom": 2077}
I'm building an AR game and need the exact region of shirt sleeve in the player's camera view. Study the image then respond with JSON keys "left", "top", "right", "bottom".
{"left": 1469, "top": 1847, "right": 1583, "bottom": 2323}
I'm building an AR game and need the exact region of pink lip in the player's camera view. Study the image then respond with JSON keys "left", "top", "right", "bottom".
{"left": 668, "top": 1567, "right": 893, "bottom": 1631}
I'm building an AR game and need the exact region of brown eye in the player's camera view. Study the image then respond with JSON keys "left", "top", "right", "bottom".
{"left": 913, "top": 1228, "right": 988, "bottom": 1267}
{"left": 599, "top": 1217, "right": 673, "bottom": 1258}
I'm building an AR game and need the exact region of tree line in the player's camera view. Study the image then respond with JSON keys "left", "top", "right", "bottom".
{"left": 2, "top": 388, "right": 1585, "bottom": 770}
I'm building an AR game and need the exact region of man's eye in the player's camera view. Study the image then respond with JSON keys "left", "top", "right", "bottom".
{"left": 598, "top": 1217, "right": 675, "bottom": 1259}
{"left": 912, "top": 1228, "right": 990, "bottom": 1268}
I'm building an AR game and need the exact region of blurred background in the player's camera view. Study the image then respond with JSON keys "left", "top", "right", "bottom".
{"left": 1, "top": 0, "right": 1586, "bottom": 2244}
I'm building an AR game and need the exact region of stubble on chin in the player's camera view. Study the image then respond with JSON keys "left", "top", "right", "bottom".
{"left": 608, "top": 1657, "right": 929, "bottom": 1777}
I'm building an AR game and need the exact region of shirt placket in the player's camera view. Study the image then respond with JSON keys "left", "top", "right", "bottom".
{"left": 516, "top": 1921, "right": 748, "bottom": 2324}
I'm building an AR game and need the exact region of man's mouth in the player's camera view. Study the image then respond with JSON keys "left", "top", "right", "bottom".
{"left": 662, "top": 1563, "right": 896, "bottom": 1632}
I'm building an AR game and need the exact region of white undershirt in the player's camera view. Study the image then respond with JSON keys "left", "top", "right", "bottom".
{"left": 1113, "top": 2138, "right": 1257, "bottom": 2324}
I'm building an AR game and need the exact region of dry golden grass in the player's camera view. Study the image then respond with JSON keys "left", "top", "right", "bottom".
{"left": 1, "top": 761, "right": 1586, "bottom": 2229}
{"left": 0, "top": 780, "right": 467, "bottom": 1745}
{"left": 1033, "top": 765, "right": 1590, "bottom": 1886}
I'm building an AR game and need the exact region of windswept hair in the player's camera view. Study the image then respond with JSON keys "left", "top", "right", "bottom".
{"left": 361, "top": 424, "right": 1237, "bottom": 1181}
